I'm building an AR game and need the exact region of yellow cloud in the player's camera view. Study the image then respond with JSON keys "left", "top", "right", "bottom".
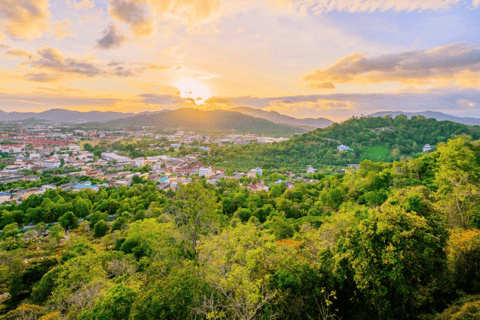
{"left": 108, "top": 0, "right": 222, "bottom": 37}
{"left": 6, "top": 49, "right": 32, "bottom": 57}
{"left": 0, "top": 0, "right": 50, "bottom": 40}
{"left": 304, "top": 41, "right": 480, "bottom": 89}
{"left": 54, "top": 20, "right": 75, "bottom": 40}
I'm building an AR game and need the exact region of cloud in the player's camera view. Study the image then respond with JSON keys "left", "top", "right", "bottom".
{"left": 65, "top": 0, "right": 95, "bottom": 10}
{"left": 0, "top": 0, "right": 50, "bottom": 40}
{"left": 108, "top": 0, "right": 154, "bottom": 37}
{"left": 304, "top": 41, "right": 480, "bottom": 88}
{"left": 6, "top": 49, "right": 31, "bottom": 57}
{"left": 288, "top": 0, "right": 473, "bottom": 14}
{"left": 95, "top": 23, "right": 127, "bottom": 50}
{"left": 144, "top": 63, "right": 171, "bottom": 70}
{"left": 140, "top": 94, "right": 184, "bottom": 105}
{"left": 308, "top": 82, "right": 335, "bottom": 90}
{"left": 108, "top": 0, "right": 221, "bottom": 37}
{"left": 25, "top": 72, "right": 61, "bottom": 82}
{"left": 0, "top": 44, "right": 9, "bottom": 50}
{"left": 29, "top": 46, "right": 103, "bottom": 78}
{"left": 53, "top": 20, "right": 75, "bottom": 40}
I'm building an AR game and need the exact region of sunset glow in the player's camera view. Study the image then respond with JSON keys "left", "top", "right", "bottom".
{"left": 173, "top": 78, "right": 212, "bottom": 104}
{"left": 0, "top": 1, "right": 480, "bottom": 119}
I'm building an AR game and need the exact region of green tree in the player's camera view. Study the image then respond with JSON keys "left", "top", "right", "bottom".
{"left": 79, "top": 284, "right": 138, "bottom": 320}
{"left": 94, "top": 220, "right": 109, "bottom": 238}
{"left": 435, "top": 136, "right": 480, "bottom": 228}
{"left": 336, "top": 190, "right": 448, "bottom": 319}
{"left": 59, "top": 211, "right": 79, "bottom": 230}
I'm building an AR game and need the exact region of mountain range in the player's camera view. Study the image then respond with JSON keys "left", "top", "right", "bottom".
{"left": 230, "top": 107, "right": 334, "bottom": 128}
{"left": 97, "top": 108, "right": 306, "bottom": 136}
{"left": 0, "top": 109, "right": 166, "bottom": 123}
{"left": 368, "top": 111, "right": 480, "bottom": 126}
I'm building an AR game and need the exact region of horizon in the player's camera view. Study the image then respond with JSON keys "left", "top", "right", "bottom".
{"left": 2, "top": 1, "right": 480, "bottom": 121}
{"left": 1, "top": 106, "right": 478, "bottom": 123}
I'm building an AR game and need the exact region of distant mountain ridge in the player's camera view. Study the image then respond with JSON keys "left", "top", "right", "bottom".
{"left": 0, "top": 109, "right": 167, "bottom": 123}
{"left": 368, "top": 111, "right": 480, "bottom": 126}
{"left": 98, "top": 108, "right": 306, "bottom": 136}
{"left": 230, "top": 106, "right": 334, "bottom": 128}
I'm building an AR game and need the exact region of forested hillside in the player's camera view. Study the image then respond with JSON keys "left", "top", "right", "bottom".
{"left": 204, "top": 115, "right": 480, "bottom": 171}
{"left": 2, "top": 136, "right": 480, "bottom": 319}
{"left": 85, "top": 108, "right": 306, "bottom": 137}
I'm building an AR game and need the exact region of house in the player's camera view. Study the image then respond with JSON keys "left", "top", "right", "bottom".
{"left": 158, "top": 176, "right": 169, "bottom": 183}
{"left": 69, "top": 145, "right": 81, "bottom": 151}
{"left": 247, "top": 168, "right": 263, "bottom": 177}
{"left": 337, "top": 145, "right": 353, "bottom": 152}
{"left": 348, "top": 164, "right": 361, "bottom": 169}
{"left": 29, "top": 153, "right": 41, "bottom": 160}
{"left": 73, "top": 182, "right": 98, "bottom": 192}
{"left": 286, "top": 181, "right": 296, "bottom": 189}
{"left": 102, "top": 152, "right": 131, "bottom": 163}
{"left": 42, "top": 159, "right": 61, "bottom": 168}
{"left": 255, "top": 183, "right": 269, "bottom": 192}
{"left": 199, "top": 167, "right": 212, "bottom": 176}
{"left": 307, "top": 165, "right": 316, "bottom": 174}
{"left": 423, "top": 144, "right": 434, "bottom": 153}
{"left": 0, "top": 192, "right": 11, "bottom": 204}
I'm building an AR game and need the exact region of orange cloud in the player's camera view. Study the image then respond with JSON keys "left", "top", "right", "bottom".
{"left": 0, "top": 0, "right": 50, "bottom": 40}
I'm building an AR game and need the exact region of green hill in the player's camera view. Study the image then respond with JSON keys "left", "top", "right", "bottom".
{"left": 88, "top": 108, "right": 306, "bottom": 137}
{"left": 204, "top": 115, "right": 480, "bottom": 171}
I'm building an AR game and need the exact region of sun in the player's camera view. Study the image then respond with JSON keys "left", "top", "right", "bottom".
{"left": 173, "top": 78, "right": 212, "bottom": 104}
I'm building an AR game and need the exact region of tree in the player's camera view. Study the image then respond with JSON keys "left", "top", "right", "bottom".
{"left": 49, "top": 224, "right": 65, "bottom": 242}
{"left": 89, "top": 211, "right": 108, "bottom": 229}
{"left": 79, "top": 284, "right": 138, "bottom": 320}
{"left": 59, "top": 211, "right": 79, "bottom": 230}
{"left": 336, "top": 190, "right": 448, "bottom": 319}
{"left": 175, "top": 183, "right": 222, "bottom": 257}
{"left": 94, "top": 220, "right": 109, "bottom": 238}
{"left": 2, "top": 222, "right": 18, "bottom": 239}
{"left": 197, "top": 223, "right": 279, "bottom": 320}
{"left": 435, "top": 136, "right": 480, "bottom": 228}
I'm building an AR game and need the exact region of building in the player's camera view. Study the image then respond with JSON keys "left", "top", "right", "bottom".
{"left": 199, "top": 167, "right": 212, "bottom": 176}
{"left": 0, "top": 192, "right": 11, "bottom": 204}
{"left": 247, "top": 168, "right": 263, "bottom": 177}
{"left": 42, "top": 160, "right": 61, "bottom": 168}
{"left": 69, "top": 145, "right": 81, "bottom": 151}
{"left": 337, "top": 145, "right": 353, "bottom": 152}
{"left": 102, "top": 152, "right": 132, "bottom": 163}
{"left": 73, "top": 182, "right": 98, "bottom": 192}
{"left": 423, "top": 144, "right": 434, "bottom": 153}
{"left": 307, "top": 165, "right": 316, "bottom": 174}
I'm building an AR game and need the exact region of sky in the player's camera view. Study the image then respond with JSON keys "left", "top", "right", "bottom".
{"left": 2, "top": 0, "right": 480, "bottom": 121}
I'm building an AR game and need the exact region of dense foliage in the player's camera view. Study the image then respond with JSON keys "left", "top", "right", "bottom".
{"left": 1, "top": 136, "right": 480, "bottom": 319}
{"left": 204, "top": 115, "right": 480, "bottom": 171}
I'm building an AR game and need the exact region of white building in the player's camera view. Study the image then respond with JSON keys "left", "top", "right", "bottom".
{"left": 337, "top": 145, "right": 353, "bottom": 152}
{"left": 69, "top": 145, "right": 81, "bottom": 151}
{"left": 12, "top": 146, "right": 23, "bottom": 153}
{"left": 102, "top": 152, "right": 132, "bottom": 163}
{"left": 423, "top": 144, "right": 434, "bottom": 153}
{"left": 132, "top": 158, "right": 145, "bottom": 168}
{"left": 29, "top": 153, "right": 41, "bottom": 160}
{"left": 199, "top": 167, "right": 212, "bottom": 176}
{"left": 307, "top": 165, "right": 316, "bottom": 174}
{"left": 42, "top": 160, "right": 61, "bottom": 168}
